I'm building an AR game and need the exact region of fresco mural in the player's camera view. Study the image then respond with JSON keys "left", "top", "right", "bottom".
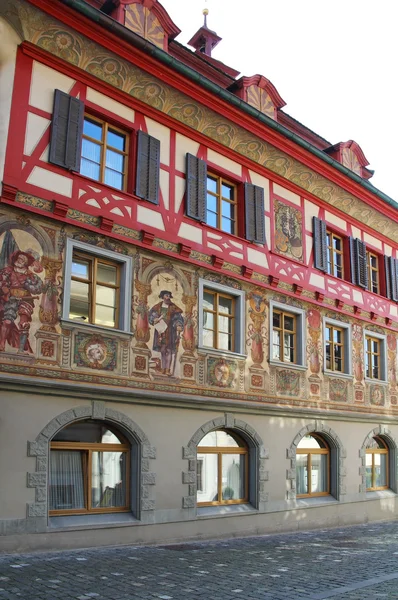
{"left": 0, "top": 229, "right": 45, "bottom": 354}
{"left": 148, "top": 289, "right": 184, "bottom": 377}
{"left": 273, "top": 199, "right": 304, "bottom": 262}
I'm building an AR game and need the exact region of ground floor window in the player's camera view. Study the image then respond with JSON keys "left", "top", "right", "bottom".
{"left": 296, "top": 434, "right": 330, "bottom": 497}
{"left": 49, "top": 420, "right": 130, "bottom": 515}
{"left": 366, "top": 436, "right": 389, "bottom": 491}
{"left": 197, "top": 429, "right": 248, "bottom": 506}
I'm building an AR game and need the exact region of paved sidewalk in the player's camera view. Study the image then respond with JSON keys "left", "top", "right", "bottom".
{"left": 1, "top": 520, "right": 398, "bottom": 599}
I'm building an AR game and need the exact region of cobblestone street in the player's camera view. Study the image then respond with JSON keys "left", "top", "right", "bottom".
{"left": 1, "top": 520, "right": 398, "bottom": 600}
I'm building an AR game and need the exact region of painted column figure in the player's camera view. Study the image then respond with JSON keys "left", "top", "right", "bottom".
{"left": 0, "top": 250, "right": 43, "bottom": 353}
{"left": 148, "top": 290, "right": 184, "bottom": 376}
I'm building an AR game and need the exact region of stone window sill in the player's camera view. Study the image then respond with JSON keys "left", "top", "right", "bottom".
{"left": 197, "top": 503, "right": 256, "bottom": 518}
{"left": 295, "top": 495, "right": 338, "bottom": 508}
{"left": 365, "top": 489, "right": 397, "bottom": 500}
{"left": 49, "top": 512, "right": 137, "bottom": 531}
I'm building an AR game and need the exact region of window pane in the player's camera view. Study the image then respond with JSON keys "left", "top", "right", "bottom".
{"left": 203, "top": 292, "right": 215, "bottom": 311}
{"left": 199, "top": 430, "right": 242, "bottom": 448}
{"left": 374, "top": 453, "right": 387, "bottom": 488}
{"left": 221, "top": 217, "right": 233, "bottom": 233}
{"left": 72, "top": 259, "right": 90, "bottom": 280}
{"left": 325, "top": 342, "right": 331, "bottom": 369}
{"left": 207, "top": 177, "right": 217, "bottom": 193}
{"left": 49, "top": 451, "right": 85, "bottom": 511}
{"left": 206, "top": 193, "right": 217, "bottom": 212}
{"left": 203, "top": 311, "right": 214, "bottom": 330}
{"left": 272, "top": 330, "right": 281, "bottom": 360}
{"left": 221, "top": 453, "right": 245, "bottom": 501}
{"left": 206, "top": 211, "right": 217, "bottom": 228}
{"left": 70, "top": 280, "right": 90, "bottom": 321}
{"left": 107, "top": 129, "right": 125, "bottom": 151}
{"left": 311, "top": 454, "right": 328, "bottom": 493}
{"left": 96, "top": 284, "right": 116, "bottom": 308}
{"left": 221, "top": 201, "right": 234, "bottom": 219}
{"left": 283, "top": 315, "right": 295, "bottom": 331}
{"left": 203, "top": 329, "right": 214, "bottom": 348}
{"left": 365, "top": 454, "right": 373, "bottom": 489}
{"left": 218, "top": 331, "right": 232, "bottom": 351}
{"left": 296, "top": 454, "right": 308, "bottom": 495}
{"left": 97, "top": 263, "right": 117, "bottom": 285}
{"left": 104, "top": 168, "right": 123, "bottom": 190}
{"left": 218, "top": 315, "right": 231, "bottom": 334}
{"left": 273, "top": 312, "right": 280, "bottom": 328}
{"left": 219, "top": 296, "right": 233, "bottom": 315}
{"left": 106, "top": 149, "right": 124, "bottom": 172}
{"left": 91, "top": 451, "right": 127, "bottom": 508}
{"left": 81, "top": 157, "right": 100, "bottom": 181}
{"left": 82, "top": 138, "right": 101, "bottom": 163}
{"left": 283, "top": 332, "right": 294, "bottom": 362}
{"left": 196, "top": 452, "right": 218, "bottom": 503}
{"left": 298, "top": 435, "right": 325, "bottom": 449}
{"left": 84, "top": 118, "right": 102, "bottom": 141}
{"left": 221, "top": 183, "right": 233, "bottom": 200}
{"left": 325, "top": 327, "right": 332, "bottom": 342}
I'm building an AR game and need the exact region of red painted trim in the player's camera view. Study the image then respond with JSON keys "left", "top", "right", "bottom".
{"left": 3, "top": 48, "right": 32, "bottom": 183}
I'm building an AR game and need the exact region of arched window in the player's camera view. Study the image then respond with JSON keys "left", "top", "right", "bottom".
{"left": 49, "top": 420, "right": 130, "bottom": 515}
{"left": 366, "top": 436, "right": 389, "bottom": 491}
{"left": 296, "top": 434, "right": 330, "bottom": 497}
{"left": 197, "top": 430, "right": 248, "bottom": 506}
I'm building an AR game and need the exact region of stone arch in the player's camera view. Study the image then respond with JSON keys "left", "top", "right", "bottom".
{"left": 286, "top": 420, "right": 347, "bottom": 501}
{"left": 27, "top": 401, "right": 156, "bottom": 523}
{"left": 359, "top": 425, "right": 398, "bottom": 494}
{"left": 182, "top": 413, "right": 269, "bottom": 512}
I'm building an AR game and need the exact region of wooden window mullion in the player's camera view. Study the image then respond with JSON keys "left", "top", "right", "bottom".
{"left": 218, "top": 452, "right": 222, "bottom": 503}
{"left": 308, "top": 453, "right": 312, "bottom": 495}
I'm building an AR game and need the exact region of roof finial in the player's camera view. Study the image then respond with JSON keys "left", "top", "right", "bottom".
{"left": 203, "top": 7, "right": 209, "bottom": 28}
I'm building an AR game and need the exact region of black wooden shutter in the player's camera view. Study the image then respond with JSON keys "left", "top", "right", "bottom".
{"left": 135, "top": 130, "right": 160, "bottom": 204}
{"left": 312, "top": 217, "right": 327, "bottom": 272}
{"left": 49, "top": 89, "right": 84, "bottom": 171}
{"left": 186, "top": 153, "right": 206, "bottom": 221}
{"left": 385, "top": 256, "right": 398, "bottom": 301}
{"left": 244, "top": 183, "right": 265, "bottom": 243}
{"left": 350, "top": 237, "right": 368, "bottom": 289}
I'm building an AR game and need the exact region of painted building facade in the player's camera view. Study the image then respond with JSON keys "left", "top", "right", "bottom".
{"left": 0, "top": 0, "right": 398, "bottom": 552}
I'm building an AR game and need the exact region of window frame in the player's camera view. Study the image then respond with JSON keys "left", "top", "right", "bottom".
{"left": 366, "top": 436, "right": 389, "bottom": 491}
{"left": 206, "top": 172, "right": 238, "bottom": 235}
{"left": 49, "top": 439, "right": 131, "bottom": 516}
{"left": 296, "top": 434, "right": 330, "bottom": 498}
{"left": 272, "top": 308, "right": 297, "bottom": 364}
{"left": 80, "top": 114, "right": 129, "bottom": 192}
{"left": 196, "top": 429, "right": 249, "bottom": 507}
{"left": 366, "top": 250, "right": 380, "bottom": 295}
{"left": 326, "top": 229, "right": 344, "bottom": 279}
{"left": 62, "top": 239, "right": 133, "bottom": 333}
{"left": 323, "top": 318, "right": 352, "bottom": 376}
{"left": 198, "top": 279, "right": 245, "bottom": 357}
{"left": 269, "top": 301, "right": 306, "bottom": 369}
{"left": 202, "top": 288, "right": 236, "bottom": 352}
{"left": 363, "top": 330, "right": 387, "bottom": 382}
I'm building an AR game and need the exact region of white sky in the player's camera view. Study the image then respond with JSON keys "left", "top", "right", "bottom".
{"left": 162, "top": 0, "right": 398, "bottom": 202}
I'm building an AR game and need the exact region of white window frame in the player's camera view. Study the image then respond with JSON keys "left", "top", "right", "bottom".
{"left": 269, "top": 301, "right": 306, "bottom": 370}
{"left": 198, "top": 279, "right": 246, "bottom": 357}
{"left": 323, "top": 317, "right": 352, "bottom": 377}
{"left": 62, "top": 239, "right": 133, "bottom": 333}
{"left": 363, "top": 329, "right": 387, "bottom": 383}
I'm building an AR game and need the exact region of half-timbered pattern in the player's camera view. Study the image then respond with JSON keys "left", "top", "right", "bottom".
{"left": 0, "top": 0, "right": 398, "bottom": 552}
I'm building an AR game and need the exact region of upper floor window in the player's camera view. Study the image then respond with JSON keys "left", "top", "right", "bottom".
{"left": 326, "top": 230, "right": 344, "bottom": 279}
{"left": 49, "top": 90, "right": 160, "bottom": 203}
{"left": 198, "top": 279, "right": 245, "bottom": 356}
{"left": 203, "top": 288, "right": 235, "bottom": 352}
{"left": 186, "top": 154, "right": 265, "bottom": 244}
{"left": 272, "top": 309, "right": 296, "bottom": 363}
{"left": 364, "top": 331, "right": 387, "bottom": 381}
{"left": 366, "top": 251, "right": 380, "bottom": 294}
{"left": 197, "top": 429, "right": 248, "bottom": 506}
{"left": 80, "top": 117, "right": 128, "bottom": 191}
{"left": 296, "top": 434, "right": 330, "bottom": 498}
{"left": 206, "top": 174, "right": 237, "bottom": 234}
{"left": 63, "top": 239, "right": 133, "bottom": 332}
{"left": 269, "top": 301, "right": 306, "bottom": 367}
{"left": 366, "top": 436, "right": 389, "bottom": 491}
{"left": 325, "top": 324, "right": 344, "bottom": 372}
{"left": 70, "top": 251, "right": 121, "bottom": 328}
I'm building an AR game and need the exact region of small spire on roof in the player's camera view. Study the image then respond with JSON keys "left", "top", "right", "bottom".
{"left": 203, "top": 8, "right": 209, "bottom": 28}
